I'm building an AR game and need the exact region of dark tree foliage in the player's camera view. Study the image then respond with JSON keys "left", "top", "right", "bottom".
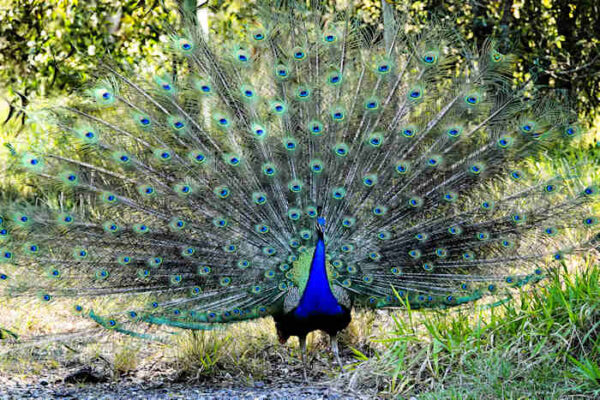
{"left": 1, "top": 0, "right": 598, "bottom": 121}
{"left": 208, "top": 0, "right": 600, "bottom": 121}
{"left": 367, "top": 0, "right": 599, "bottom": 121}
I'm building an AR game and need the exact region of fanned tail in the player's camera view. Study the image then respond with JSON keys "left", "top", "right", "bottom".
{"left": 0, "top": 2, "right": 597, "bottom": 341}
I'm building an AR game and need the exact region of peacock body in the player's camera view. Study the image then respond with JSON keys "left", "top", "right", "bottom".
{"left": 0, "top": 1, "right": 597, "bottom": 373}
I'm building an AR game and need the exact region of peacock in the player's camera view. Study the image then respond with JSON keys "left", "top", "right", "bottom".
{"left": 0, "top": 0, "right": 598, "bottom": 381}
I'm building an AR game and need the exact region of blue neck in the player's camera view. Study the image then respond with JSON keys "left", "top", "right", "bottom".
{"left": 293, "top": 237, "right": 343, "bottom": 319}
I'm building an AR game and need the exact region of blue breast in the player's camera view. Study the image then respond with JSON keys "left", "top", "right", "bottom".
{"left": 293, "top": 238, "right": 343, "bottom": 319}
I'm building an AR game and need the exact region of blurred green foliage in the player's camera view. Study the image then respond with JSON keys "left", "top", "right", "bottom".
{"left": 0, "top": 0, "right": 178, "bottom": 104}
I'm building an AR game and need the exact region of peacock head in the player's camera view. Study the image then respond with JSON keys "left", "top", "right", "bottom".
{"left": 316, "top": 209, "right": 326, "bottom": 240}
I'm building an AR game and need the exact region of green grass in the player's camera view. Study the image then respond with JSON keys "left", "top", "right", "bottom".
{"left": 344, "top": 261, "right": 600, "bottom": 399}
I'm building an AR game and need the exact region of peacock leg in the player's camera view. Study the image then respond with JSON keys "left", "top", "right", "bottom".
{"left": 330, "top": 334, "right": 344, "bottom": 371}
{"left": 299, "top": 334, "right": 308, "bottom": 381}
